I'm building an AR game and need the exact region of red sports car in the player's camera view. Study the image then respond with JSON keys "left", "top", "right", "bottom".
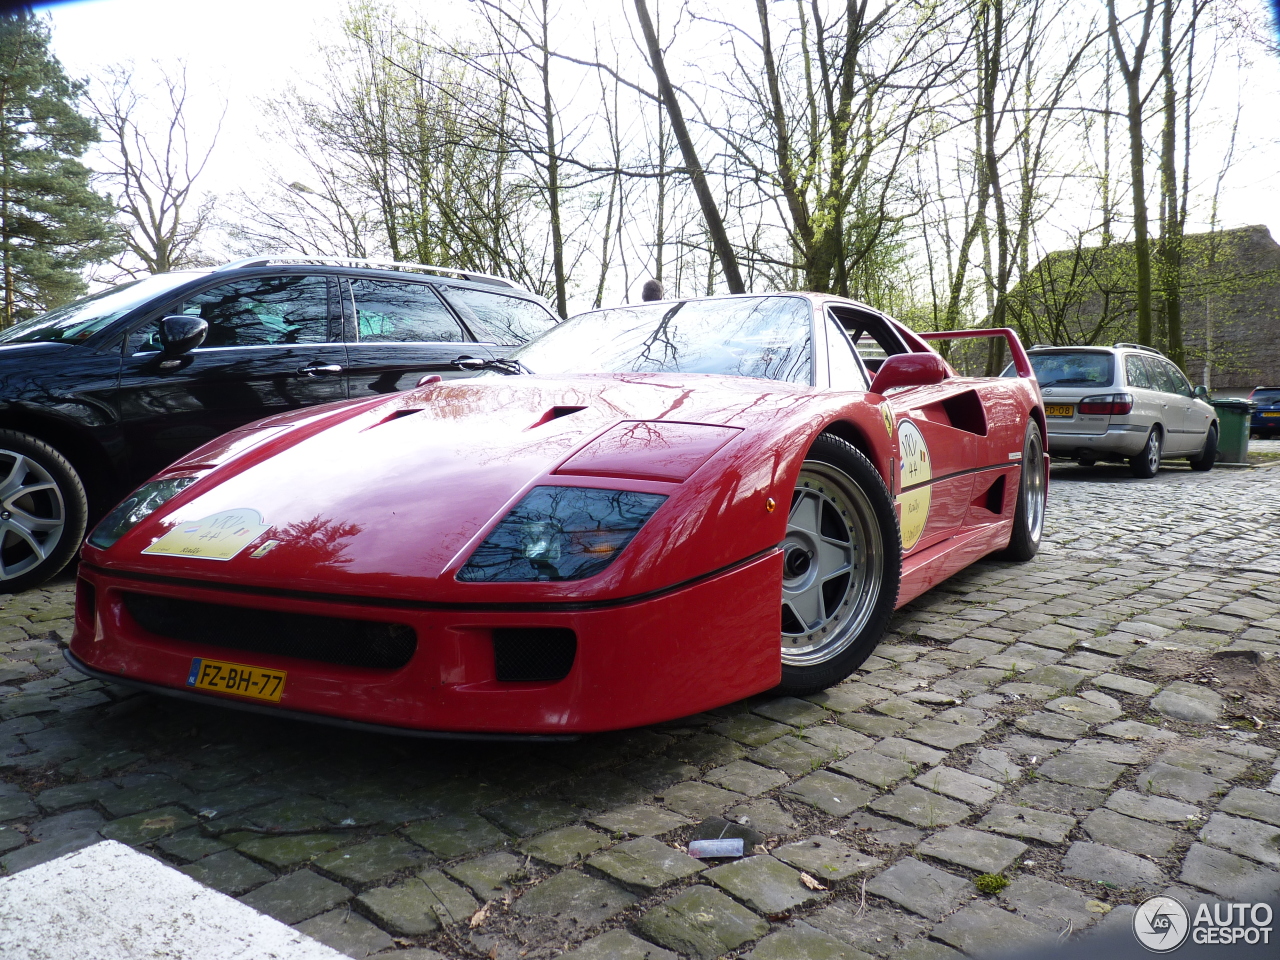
{"left": 67, "top": 294, "right": 1047, "bottom": 737}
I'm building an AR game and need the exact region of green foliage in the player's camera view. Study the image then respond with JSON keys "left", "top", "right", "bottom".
{"left": 974, "top": 873, "right": 1010, "bottom": 895}
{"left": 0, "top": 10, "right": 117, "bottom": 326}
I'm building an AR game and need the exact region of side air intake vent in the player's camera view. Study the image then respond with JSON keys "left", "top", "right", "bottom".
{"left": 493, "top": 627, "right": 577, "bottom": 682}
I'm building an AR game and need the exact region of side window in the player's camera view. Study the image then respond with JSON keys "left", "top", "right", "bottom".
{"left": 1125, "top": 355, "right": 1151, "bottom": 389}
{"left": 826, "top": 315, "right": 869, "bottom": 390}
{"left": 1141, "top": 356, "right": 1175, "bottom": 394}
{"left": 128, "top": 275, "right": 334, "bottom": 353}
{"left": 350, "top": 279, "right": 464, "bottom": 343}
{"left": 1161, "top": 360, "right": 1193, "bottom": 397}
{"left": 438, "top": 285, "right": 557, "bottom": 343}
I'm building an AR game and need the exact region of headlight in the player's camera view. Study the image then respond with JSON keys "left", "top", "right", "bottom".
{"left": 458, "top": 486, "right": 667, "bottom": 582}
{"left": 87, "top": 477, "right": 200, "bottom": 550}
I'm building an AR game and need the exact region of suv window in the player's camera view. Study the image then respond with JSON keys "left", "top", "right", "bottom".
{"left": 1141, "top": 356, "right": 1178, "bottom": 394}
{"left": 439, "top": 285, "right": 557, "bottom": 343}
{"left": 130, "top": 275, "right": 335, "bottom": 352}
{"left": 1026, "top": 352, "right": 1113, "bottom": 386}
{"left": 1124, "top": 354, "right": 1152, "bottom": 389}
{"left": 350, "top": 278, "right": 464, "bottom": 343}
{"left": 1158, "top": 359, "right": 1193, "bottom": 397}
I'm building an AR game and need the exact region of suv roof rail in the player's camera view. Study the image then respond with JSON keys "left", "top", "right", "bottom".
{"left": 1114, "top": 342, "right": 1164, "bottom": 356}
{"left": 213, "top": 256, "right": 525, "bottom": 291}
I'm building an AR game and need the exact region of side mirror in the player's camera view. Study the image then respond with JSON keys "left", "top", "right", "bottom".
{"left": 869, "top": 351, "right": 950, "bottom": 394}
{"left": 1193, "top": 385, "right": 1209, "bottom": 400}
{"left": 157, "top": 316, "right": 207, "bottom": 365}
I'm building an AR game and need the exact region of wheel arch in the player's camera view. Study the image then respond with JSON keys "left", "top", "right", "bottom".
{"left": 815, "top": 418, "right": 883, "bottom": 482}
{"left": 0, "top": 409, "right": 119, "bottom": 516}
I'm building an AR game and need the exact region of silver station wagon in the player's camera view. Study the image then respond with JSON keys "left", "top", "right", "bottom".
{"left": 1006, "top": 344, "right": 1218, "bottom": 477}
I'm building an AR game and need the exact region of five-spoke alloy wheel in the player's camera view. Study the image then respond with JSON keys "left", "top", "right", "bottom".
{"left": 0, "top": 431, "right": 87, "bottom": 592}
{"left": 778, "top": 434, "right": 900, "bottom": 695}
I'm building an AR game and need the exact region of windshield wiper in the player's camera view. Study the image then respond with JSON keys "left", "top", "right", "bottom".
{"left": 1038, "top": 377, "right": 1099, "bottom": 386}
{"left": 452, "top": 356, "right": 529, "bottom": 375}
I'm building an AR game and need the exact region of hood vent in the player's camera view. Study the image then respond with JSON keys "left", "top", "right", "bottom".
{"left": 528, "top": 406, "right": 587, "bottom": 429}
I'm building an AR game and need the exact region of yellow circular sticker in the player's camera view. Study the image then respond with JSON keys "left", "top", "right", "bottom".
{"left": 896, "top": 420, "right": 932, "bottom": 551}
{"left": 880, "top": 402, "right": 894, "bottom": 438}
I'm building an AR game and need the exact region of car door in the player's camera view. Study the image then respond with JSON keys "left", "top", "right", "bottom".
{"left": 1141, "top": 356, "right": 1194, "bottom": 453}
{"left": 116, "top": 274, "right": 347, "bottom": 482}
{"left": 342, "top": 277, "right": 499, "bottom": 398}
{"left": 1158, "top": 358, "right": 1209, "bottom": 452}
{"left": 433, "top": 284, "right": 559, "bottom": 347}
{"left": 1122, "top": 353, "right": 1162, "bottom": 440}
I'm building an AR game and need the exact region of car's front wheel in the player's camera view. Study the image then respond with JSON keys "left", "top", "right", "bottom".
{"left": 0, "top": 431, "right": 88, "bottom": 593}
{"left": 1188, "top": 425, "right": 1218, "bottom": 472}
{"left": 1130, "top": 427, "right": 1163, "bottom": 479}
{"left": 777, "top": 434, "right": 901, "bottom": 696}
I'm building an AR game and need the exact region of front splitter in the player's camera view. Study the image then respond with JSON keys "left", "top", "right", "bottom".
{"left": 62, "top": 648, "right": 579, "bottom": 743}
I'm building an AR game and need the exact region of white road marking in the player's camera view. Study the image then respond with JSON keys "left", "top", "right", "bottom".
{"left": 0, "top": 841, "right": 345, "bottom": 960}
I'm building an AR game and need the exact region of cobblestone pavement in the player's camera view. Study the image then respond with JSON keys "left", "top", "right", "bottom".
{"left": 3, "top": 462, "right": 1280, "bottom": 959}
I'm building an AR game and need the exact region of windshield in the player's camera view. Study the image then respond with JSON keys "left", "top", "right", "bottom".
{"left": 511, "top": 296, "right": 813, "bottom": 384}
{"left": 1252, "top": 389, "right": 1280, "bottom": 403}
{"left": 0, "top": 272, "right": 208, "bottom": 345}
{"left": 1003, "top": 351, "right": 1114, "bottom": 386}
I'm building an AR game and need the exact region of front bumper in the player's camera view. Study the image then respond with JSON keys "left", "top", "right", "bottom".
{"left": 1047, "top": 423, "right": 1149, "bottom": 458}
{"left": 68, "top": 552, "right": 783, "bottom": 736}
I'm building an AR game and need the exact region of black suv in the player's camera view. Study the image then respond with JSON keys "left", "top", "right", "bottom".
{"left": 0, "top": 257, "right": 559, "bottom": 591}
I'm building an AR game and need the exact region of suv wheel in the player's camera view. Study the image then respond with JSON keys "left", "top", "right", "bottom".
{"left": 0, "top": 431, "right": 88, "bottom": 593}
{"left": 1130, "top": 427, "right": 1162, "bottom": 479}
{"left": 1188, "top": 425, "right": 1217, "bottom": 472}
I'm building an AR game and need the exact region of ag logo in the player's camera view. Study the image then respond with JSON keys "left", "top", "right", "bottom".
{"left": 1133, "top": 895, "right": 1190, "bottom": 952}
{"left": 894, "top": 420, "right": 931, "bottom": 551}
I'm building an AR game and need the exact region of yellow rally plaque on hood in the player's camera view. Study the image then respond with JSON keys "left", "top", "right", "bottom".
{"left": 143, "top": 508, "right": 270, "bottom": 561}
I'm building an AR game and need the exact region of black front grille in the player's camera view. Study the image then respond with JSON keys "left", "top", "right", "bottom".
{"left": 123, "top": 592, "right": 417, "bottom": 670}
{"left": 493, "top": 628, "right": 576, "bottom": 682}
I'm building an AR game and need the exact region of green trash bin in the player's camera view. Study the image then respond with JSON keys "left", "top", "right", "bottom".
{"left": 1210, "top": 399, "right": 1252, "bottom": 464}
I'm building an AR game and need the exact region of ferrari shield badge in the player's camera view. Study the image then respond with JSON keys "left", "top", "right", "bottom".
{"left": 880, "top": 402, "right": 894, "bottom": 438}
{"left": 143, "top": 508, "right": 270, "bottom": 561}
{"left": 895, "top": 421, "right": 932, "bottom": 551}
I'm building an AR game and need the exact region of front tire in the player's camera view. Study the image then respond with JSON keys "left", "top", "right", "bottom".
{"left": 0, "top": 431, "right": 88, "bottom": 593}
{"left": 998, "top": 420, "right": 1046, "bottom": 562}
{"left": 1130, "top": 427, "right": 1162, "bottom": 479}
{"left": 1188, "top": 425, "right": 1218, "bottom": 472}
{"left": 777, "top": 434, "right": 900, "bottom": 696}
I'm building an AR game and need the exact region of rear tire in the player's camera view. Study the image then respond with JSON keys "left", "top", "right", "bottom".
{"left": 998, "top": 421, "right": 1046, "bottom": 562}
{"left": 776, "top": 434, "right": 901, "bottom": 696}
{"left": 1129, "top": 427, "right": 1162, "bottom": 479}
{"left": 0, "top": 431, "right": 87, "bottom": 593}
{"left": 1188, "top": 425, "right": 1218, "bottom": 472}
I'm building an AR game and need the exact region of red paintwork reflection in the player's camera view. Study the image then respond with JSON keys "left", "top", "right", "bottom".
{"left": 556, "top": 421, "right": 742, "bottom": 483}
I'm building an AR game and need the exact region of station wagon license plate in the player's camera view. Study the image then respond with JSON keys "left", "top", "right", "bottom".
{"left": 1044, "top": 404, "right": 1074, "bottom": 418}
{"left": 186, "top": 657, "right": 285, "bottom": 702}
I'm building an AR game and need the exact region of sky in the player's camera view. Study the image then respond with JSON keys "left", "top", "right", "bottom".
{"left": 37, "top": 0, "right": 1280, "bottom": 270}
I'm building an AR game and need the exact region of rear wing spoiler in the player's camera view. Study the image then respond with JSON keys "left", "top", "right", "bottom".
{"left": 916, "top": 328, "right": 1035, "bottom": 380}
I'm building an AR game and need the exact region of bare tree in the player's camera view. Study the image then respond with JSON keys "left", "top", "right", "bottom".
{"left": 87, "top": 62, "right": 223, "bottom": 276}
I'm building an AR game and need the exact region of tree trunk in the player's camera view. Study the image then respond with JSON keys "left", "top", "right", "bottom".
{"left": 633, "top": 0, "right": 744, "bottom": 293}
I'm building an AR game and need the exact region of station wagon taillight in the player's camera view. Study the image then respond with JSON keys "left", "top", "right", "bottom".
{"left": 1078, "top": 393, "right": 1133, "bottom": 416}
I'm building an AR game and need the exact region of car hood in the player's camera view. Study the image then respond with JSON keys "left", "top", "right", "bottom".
{"left": 92, "top": 373, "right": 826, "bottom": 602}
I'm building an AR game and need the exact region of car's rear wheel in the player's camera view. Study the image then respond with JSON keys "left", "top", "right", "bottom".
{"left": 777, "top": 435, "right": 900, "bottom": 696}
{"left": 1130, "top": 427, "right": 1162, "bottom": 479}
{"left": 998, "top": 420, "right": 1046, "bottom": 562}
{"left": 1188, "top": 424, "right": 1218, "bottom": 472}
{"left": 0, "top": 431, "right": 87, "bottom": 593}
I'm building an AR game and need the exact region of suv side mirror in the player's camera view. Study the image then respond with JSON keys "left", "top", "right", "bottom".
{"left": 158, "top": 316, "right": 208, "bottom": 361}
{"left": 869, "top": 351, "right": 950, "bottom": 394}
{"left": 1193, "top": 385, "right": 1209, "bottom": 400}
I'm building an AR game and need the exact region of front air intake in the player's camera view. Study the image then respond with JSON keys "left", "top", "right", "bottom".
{"left": 122, "top": 592, "right": 417, "bottom": 670}
{"left": 493, "top": 627, "right": 577, "bottom": 682}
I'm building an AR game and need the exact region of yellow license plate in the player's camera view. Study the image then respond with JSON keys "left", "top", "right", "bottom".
{"left": 1263, "top": 412, "right": 1280, "bottom": 417}
{"left": 1045, "top": 404, "right": 1074, "bottom": 418}
{"left": 186, "top": 657, "right": 285, "bottom": 702}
